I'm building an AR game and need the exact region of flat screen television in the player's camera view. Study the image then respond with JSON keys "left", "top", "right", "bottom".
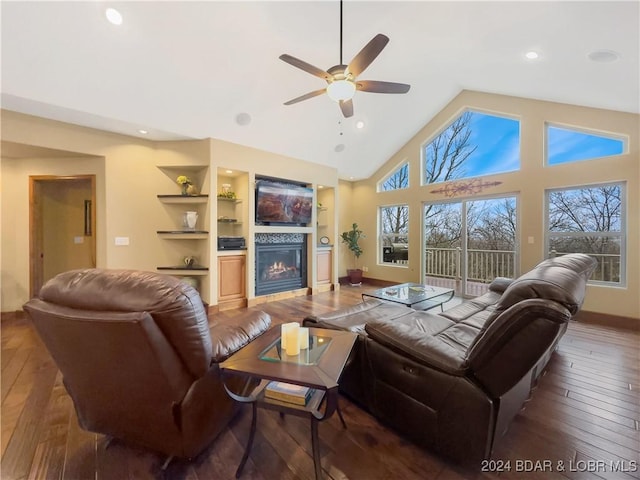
{"left": 255, "top": 179, "right": 313, "bottom": 226}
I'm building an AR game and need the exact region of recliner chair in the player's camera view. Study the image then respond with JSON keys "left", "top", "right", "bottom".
{"left": 23, "top": 268, "right": 271, "bottom": 464}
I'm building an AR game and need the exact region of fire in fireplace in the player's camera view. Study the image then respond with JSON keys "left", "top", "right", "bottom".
{"left": 264, "top": 261, "right": 298, "bottom": 281}
{"left": 255, "top": 241, "right": 307, "bottom": 296}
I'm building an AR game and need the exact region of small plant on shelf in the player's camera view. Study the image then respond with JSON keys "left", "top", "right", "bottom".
{"left": 176, "top": 175, "right": 192, "bottom": 196}
{"left": 217, "top": 191, "right": 237, "bottom": 199}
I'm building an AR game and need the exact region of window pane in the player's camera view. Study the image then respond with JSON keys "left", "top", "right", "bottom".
{"left": 549, "top": 236, "right": 621, "bottom": 283}
{"left": 380, "top": 163, "right": 409, "bottom": 191}
{"left": 548, "top": 185, "right": 621, "bottom": 232}
{"left": 547, "top": 125, "right": 625, "bottom": 165}
{"left": 546, "top": 182, "right": 625, "bottom": 286}
{"left": 423, "top": 110, "right": 520, "bottom": 185}
{"left": 380, "top": 205, "right": 409, "bottom": 264}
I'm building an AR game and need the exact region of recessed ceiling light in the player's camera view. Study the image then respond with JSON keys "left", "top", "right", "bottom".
{"left": 525, "top": 51, "right": 539, "bottom": 60}
{"left": 105, "top": 8, "right": 123, "bottom": 26}
{"left": 588, "top": 50, "right": 620, "bottom": 63}
{"left": 318, "top": 185, "right": 324, "bottom": 189}
{"left": 334, "top": 144, "right": 345, "bottom": 153}
{"left": 138, "top": 129, "right": 148, "bottom": 134}
{"left": 356, "top": 120, "right": 365, "bottom": 129}
{"left": 226, "top": 170, "right": 233, "bottom": 174}
{"left": 235, "top": 113, "right": 251, "bottom": 126}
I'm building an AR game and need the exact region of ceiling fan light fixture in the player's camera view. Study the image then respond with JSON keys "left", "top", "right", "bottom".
{"left": 326, "top": 80, "right": 356, "bottom": 102}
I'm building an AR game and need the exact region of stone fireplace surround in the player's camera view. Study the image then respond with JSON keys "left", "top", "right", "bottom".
{"left": 255, "top": 233, "right": 307, "bottom": 296}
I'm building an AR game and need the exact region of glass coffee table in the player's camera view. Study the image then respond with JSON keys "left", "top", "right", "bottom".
{"left": 220, "top": 326, "right": 357, "bottom": 480}
{"left": 362, "top": 282, "right": 454, "bottom": 311}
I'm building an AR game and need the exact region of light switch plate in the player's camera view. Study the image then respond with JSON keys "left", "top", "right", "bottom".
{"left": 115, "top": 236, "right": 130, "bottom": 246}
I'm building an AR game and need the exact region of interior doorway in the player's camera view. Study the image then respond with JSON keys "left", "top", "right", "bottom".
{"left": 29, "top": 175, "right": 96, "bottom": 297}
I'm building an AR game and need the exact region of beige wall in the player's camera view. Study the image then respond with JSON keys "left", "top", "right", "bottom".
{"left": 347, "top": 90, "right": 639, "bottom": 319}
{"left": 1, "top": 110, "right": 338, "bottom": 311}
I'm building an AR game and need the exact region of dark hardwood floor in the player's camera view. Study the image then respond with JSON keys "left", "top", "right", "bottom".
{"left": 2, "top": 284, "right": 639, "bottom": 480}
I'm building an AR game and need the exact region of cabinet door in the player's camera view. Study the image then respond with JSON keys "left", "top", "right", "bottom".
{"left": 317, "top": 250, "right": 331, "bottom": 284}
{"left": 218, "top": 255, "right": 246, "bottom": 300}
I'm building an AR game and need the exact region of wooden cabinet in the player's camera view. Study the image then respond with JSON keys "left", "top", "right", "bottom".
{"left": 218, "top": 255, "right": 246, "bottom": 309}
{"left": 317, "top": 248, "right": 332, "bottom": 284}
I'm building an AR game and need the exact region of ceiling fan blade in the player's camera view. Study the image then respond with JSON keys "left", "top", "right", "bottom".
{"left": 347, "top": 34, "right": 389, "bottom": 78}
{"left": 279, "top": 54, "right": 331, "bottom": 81}
{"left": 339, "top": 99, "right": 354, "bottom": 118}
{"left": 357, "top": 80, "right": 411, "bottom": 94}
{"left": 283, "top": 89, "right": 327, "bottom": 105}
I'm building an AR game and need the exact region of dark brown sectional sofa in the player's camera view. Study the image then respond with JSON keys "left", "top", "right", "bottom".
{"left": 304, "top": 253, "right": 597, "bottom": 464}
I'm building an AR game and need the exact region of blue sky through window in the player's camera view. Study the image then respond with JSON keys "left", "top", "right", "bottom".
{"left": 547, "top": 125, "right": 624, "bottom": 165}
{"left": 423, "top": 110, "right": 520, "bottom": 184}
{"left": 464, "top": 112, "right": 520, "bottom": 177}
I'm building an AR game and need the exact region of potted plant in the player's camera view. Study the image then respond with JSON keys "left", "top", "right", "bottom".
{"left": 341, "top": 223, "right": 365, "bottom": 286}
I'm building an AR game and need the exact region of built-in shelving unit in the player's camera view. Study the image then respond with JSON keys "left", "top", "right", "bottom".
{"left": 155, "top": 165, "right": 211, "bottom": 301}
{"left": 215, "top": 169, "right": 249, "bottom": 308}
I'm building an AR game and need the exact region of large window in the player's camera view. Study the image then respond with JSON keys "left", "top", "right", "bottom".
{"left": 380, "top": 205, "right": 409, "bottom": 265}
{"left": 546, "top": 183, "right": 625, "bottom": 285}
{"left": 422, "top": 110, "right": 520, "bottom": 185}
{"left": 546, "top": 124, "right": 626, "bottom": 166}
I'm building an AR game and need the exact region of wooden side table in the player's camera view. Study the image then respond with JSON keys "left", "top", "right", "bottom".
{"left": 220, "top": 326, "right": 357, "bottom": 479}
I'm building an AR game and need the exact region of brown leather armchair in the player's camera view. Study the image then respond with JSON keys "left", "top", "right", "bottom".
{"left": 23, "top": 268, "right": 271, "bottom": 464}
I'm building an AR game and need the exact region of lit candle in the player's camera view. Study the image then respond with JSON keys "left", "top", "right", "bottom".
{"left": 285, "top": 323, "right": 300, "bottom": 356}
{"left": 299, "top": 327, "right": 309, "bottom": 349}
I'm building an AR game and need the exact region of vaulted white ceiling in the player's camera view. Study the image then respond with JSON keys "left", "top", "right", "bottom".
{"left": 1, "top": 1, "right": 638, "bottom": 179}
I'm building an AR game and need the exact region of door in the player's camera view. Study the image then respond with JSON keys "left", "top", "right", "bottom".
{"left": 30, "top": 176, "right": 96, "bottom": 297}
{"left": 423, "top": 195, "right": 517, "bottom": 297}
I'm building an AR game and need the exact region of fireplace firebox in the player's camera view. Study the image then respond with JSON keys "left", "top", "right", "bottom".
{"left": 255, "top": 241, "right": 307, "bottom": 296}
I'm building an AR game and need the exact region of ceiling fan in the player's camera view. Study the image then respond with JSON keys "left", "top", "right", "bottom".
{"left": 279, "top": 0, "right": 410, "bottom": 118}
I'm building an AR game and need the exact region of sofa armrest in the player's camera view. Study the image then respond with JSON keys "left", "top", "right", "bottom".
{"left": 209, "top": 310, "right": 271, "bottom": 363}
{"left": 488, "top": 277, "right": 513, "bottom": 294}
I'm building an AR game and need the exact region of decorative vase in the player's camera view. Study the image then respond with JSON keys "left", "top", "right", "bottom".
{"left": 186, "top": 184, "right": 198, "bottom": 195}
{"left": 181, "top": 183, "right": 189, "bottom": 196}
{"left": 184, "top": 211, "right": 198, "bottom": 230}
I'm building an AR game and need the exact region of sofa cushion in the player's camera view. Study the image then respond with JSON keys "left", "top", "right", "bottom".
{"left": 439, "top": 290, "right": 501, "bottom": 323}
{"left": 304, "top": 299, "right": 411, "bottom": 334}
{"left": 364, "top": 312, "right": 467, "bottom": 375}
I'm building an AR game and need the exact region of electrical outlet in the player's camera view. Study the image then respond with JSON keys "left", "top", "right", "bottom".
{"left": 362, "top": 266, "right": 368, "bottom": 272}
